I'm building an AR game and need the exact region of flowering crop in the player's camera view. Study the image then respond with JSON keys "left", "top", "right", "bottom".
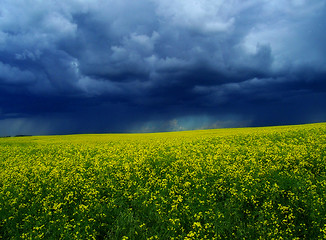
{"left": 1, "top": 123, "right": 326, "bottom": 239}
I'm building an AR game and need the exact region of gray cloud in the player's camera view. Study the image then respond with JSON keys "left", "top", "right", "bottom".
{"left": 0, "top": 0, "right": 325, "bottom": 135}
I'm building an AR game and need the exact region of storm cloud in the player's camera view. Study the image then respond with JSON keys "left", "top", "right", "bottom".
{"left": 0, "top": 0, "right": 325, "bottom": 135}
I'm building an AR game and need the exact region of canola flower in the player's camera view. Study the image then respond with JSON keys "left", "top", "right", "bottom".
{"left": 0, "top": 123, "right": 326, "bottom": 239}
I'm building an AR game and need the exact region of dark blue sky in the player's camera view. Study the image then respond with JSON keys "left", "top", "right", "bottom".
{"left": 0, "top": 0, "right": 326, "bottom": 135}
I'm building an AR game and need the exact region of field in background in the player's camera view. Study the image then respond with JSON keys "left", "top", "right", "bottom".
{"left": 1, "top": 123, "right": 326, "bottom": 239}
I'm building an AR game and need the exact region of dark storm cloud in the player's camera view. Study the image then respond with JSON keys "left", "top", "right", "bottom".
{"left": 0, "top": 0, "right": 326, "bottom": 135}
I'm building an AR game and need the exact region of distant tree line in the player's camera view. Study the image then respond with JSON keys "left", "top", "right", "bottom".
{"left": 0, "top": 135, "right": 32, "bottom": 138}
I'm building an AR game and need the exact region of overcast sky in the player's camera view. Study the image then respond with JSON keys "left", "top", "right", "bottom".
{"left": 0, "top": 0, "right": 325, "bottom": 135}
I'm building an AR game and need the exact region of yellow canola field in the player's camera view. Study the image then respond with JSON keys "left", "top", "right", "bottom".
{"left": 0, "top": 123, "right": 326, "bottom": 239}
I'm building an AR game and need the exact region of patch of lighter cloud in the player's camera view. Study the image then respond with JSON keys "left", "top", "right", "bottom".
{"left": 77, "top": 76, "right": 125, "bottom": 97}
{"left": 128, "top": 31, "right": 159, "bottom": 52}
{"left": 201, "top": 18, "right": 235, "bottom": 34}
{"left": 42, "top": 12, "right": 77, "bottom": 38}
{"left": 145, "top": 55, "right": 192, "bottom": 74}
{"left": 15, "top": 49, "right": 42, "bottom": 61}
{"left": 241, "top": 24, "right": 293, "bottom": 71}
{"left": 0, "top": 61, "right": 35, "bottom": 84}
{"left": 154, "top": 0, "right": 235, "bottom": 34}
